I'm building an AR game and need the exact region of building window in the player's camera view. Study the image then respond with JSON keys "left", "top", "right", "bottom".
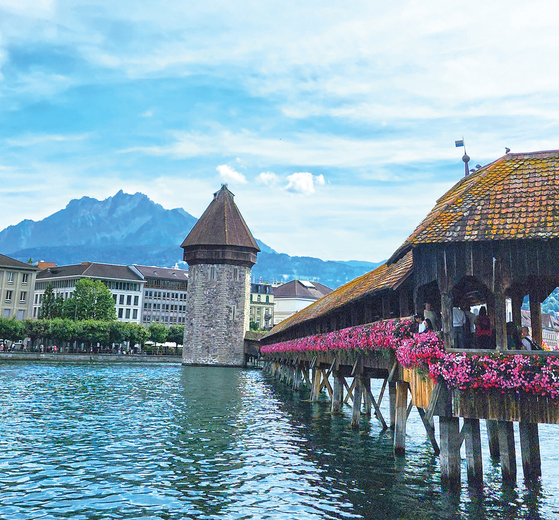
{"left": 19, "top": 292, "right": 26, "bottom": 303}
{"left": 5, "top": 290, "right": 13, "bottom": 302}
{"left": 7, "top": 272, "right": 14, "bottom": 283}
{"left": 125, "top": 309, "right": 131, "bottom": 319}
{"left": 3, "top": 309, "right": 10, "bottom": 318}
{"left": 113, "top": 294, "right": 117, "bottom": 303}
{"left": 257, "top": 294, "right": 261, "bottom": 302}
{"left": 210, "top": 266, "right": 216, "bottom": 280}
{"left": 134, "top": 295, "right": 139, "bottom": 306}
{"left": 132, "top": 309, "right": 138, "bottom": 319}
{"left": 127, "top": 295, "right": 132, "bottom": 305}
{"left": 17, "top": 310, "right": 24, "bottom": 320}
{"left": 33, "top": 307, "right": 38, "bottom": 318}
{"left": 119, "top": 295, "right": 125, "bottom": 305}
{"left": 118, "top": 308, "right": 123, "bottom": 318}
{"left": 266, "top": 296, "right": 269, "bottom": 303}
{"left": 22, "top": 273, "right": 29, "bottom": 285}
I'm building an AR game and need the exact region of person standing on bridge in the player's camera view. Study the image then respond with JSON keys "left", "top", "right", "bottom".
{"left": 452, "top": 305, "right": 466, "bottom": 348}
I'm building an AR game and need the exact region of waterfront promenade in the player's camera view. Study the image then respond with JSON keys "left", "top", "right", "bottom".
{"left": 0, "top": 352, "right": 182, "bottom": 363}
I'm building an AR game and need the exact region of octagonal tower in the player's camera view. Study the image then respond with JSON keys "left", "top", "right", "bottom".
{"left": 181, "top": 185, "right": 260, "bottom": 366}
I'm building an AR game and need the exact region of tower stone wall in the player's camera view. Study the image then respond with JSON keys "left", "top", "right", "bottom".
{"left": 183, "top": 263, "right": 251, "bottom": 366}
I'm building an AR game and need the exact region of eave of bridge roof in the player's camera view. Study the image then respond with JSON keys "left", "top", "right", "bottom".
{"left": 265, "top": 251, "right": 413, "bottom": 339}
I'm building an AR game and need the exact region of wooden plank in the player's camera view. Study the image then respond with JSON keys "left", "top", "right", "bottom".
{"left": 424, "top": 383, "right": 441, "bottom": 423}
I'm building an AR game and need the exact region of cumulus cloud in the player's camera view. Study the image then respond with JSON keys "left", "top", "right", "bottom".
{"left": 256, "top": 172, "right": 279, "bottom": 185}
{"left": 216, "top": 164, "right": 247, "bottom": 184}
{"left": 284, "top": 172, "right": 325, "bottom": 195}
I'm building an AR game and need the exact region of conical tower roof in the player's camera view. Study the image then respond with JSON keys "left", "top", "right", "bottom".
{"left": 181, "top": 185, "right": 260, "bottom": 266}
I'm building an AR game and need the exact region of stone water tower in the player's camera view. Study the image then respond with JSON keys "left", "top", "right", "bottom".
{"left": 181, "top": 185, "right": 260, "bottom": 366}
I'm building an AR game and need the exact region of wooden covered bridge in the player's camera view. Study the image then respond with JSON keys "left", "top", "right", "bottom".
{"left": 258, "top": 150, "right": 559, "bottom": 489}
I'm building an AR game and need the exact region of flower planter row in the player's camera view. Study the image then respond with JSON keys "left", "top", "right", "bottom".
{"left": 261, "top": 319, "right": 559, "bottom": 399}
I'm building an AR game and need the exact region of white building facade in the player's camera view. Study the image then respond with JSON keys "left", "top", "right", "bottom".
{"left": 134, "top": 265, "right": 188, "bottom": 326}
{"left": 0, "top": 254, "right": 38, "bottom": 320}
{"left": 34, "top": 262, "right": 145, "bottom": 323}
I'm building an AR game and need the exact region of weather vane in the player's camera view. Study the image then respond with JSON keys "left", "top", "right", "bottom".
{"left": 455, "top": 138, "right": 470, "bottom": 177}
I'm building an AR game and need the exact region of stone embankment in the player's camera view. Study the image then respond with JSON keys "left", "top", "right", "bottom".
{"left": 0, "top": 353, "right": 182, "bottom": 363}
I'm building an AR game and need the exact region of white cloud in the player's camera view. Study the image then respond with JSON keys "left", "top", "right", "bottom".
{"left": 284, "top": 172, "right": 324, "bottom": 195}
{"left": 216, "top": 164, "right": 247, "bottom": 184}
{"left": 256, "top": 172, "right": 279, "bottom": 186}
{"left": 7, "top": 133, "right": 90, "bottom": 147}
{"left": 140, "top": 110, "right": 154, "bottom": 118}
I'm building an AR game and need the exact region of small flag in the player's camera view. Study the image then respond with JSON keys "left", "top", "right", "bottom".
{"left": 455, "top": 140, "right": 464, "bottom": 147}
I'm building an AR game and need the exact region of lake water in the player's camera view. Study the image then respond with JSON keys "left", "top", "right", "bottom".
{"left": 1, "top": 362, "right": 559, "bottom": 520}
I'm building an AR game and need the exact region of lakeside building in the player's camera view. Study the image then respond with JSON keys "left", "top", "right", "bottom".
{"left": 249, "top": 282, "right": 274, "bottom": 329}
{"left": 0, "top": 254, "right": 38, "bottom": 320}
{"left": 34, "top": 262, "right": 145, "bottom": 323}
{"left": 272, "top": 280, "right": 332, "bottom": 325}
{"left": 134, "top": 265, "right": 188, "bottom": 325}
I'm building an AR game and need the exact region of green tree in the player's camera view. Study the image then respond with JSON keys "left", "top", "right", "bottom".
{"left": 149, "top": 323, "right": 168, "bottom": 346}
{"left": 39, "top": 284, "right": 64, "bottom": 319}
{"left": 0, "top": 318, "right": 24, "bottom": 343}
{"left": 62, "top": 279, "right": 116, "bottom": 321}
{"left": 23, "top": 319, "right": 48, "bottom": 348}
{"left": 168, "top": 325, "right": 184, "bottom": 346}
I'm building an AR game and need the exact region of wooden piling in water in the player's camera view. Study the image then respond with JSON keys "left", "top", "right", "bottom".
{"left": 389, "top": 381, "right": 397, "bottom": 430}
{"left": 393, "top": 381, "right": 409, "bottom": 455}
{"left": 497, "top": 421, "right": 516, "bottom": 483}
{"left": 463, "top": 418, "right": 483, "bottom": 486}
{"left": 331, "top": 372, "right": 344, "bottom": 414}
{"left": 519, "top": 422, "right": 541, "bottom": 481}
{"left": 351, "top": 377, "right": 363, "bottom": 429}
{"left": 439, "top": 416, "right": 461, "bottom": 490}
{"left": 486, "top": 419, "right": 500, "bottom": 459}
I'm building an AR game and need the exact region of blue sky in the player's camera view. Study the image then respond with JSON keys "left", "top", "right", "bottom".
{"left": 1, "top": 0, "right": 558, "bottom": 262}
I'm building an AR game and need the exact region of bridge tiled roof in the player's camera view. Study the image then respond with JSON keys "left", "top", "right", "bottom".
{"left": 390, "top": 150, "right": 559, "bottom": 261}
{"left": 265, "top": 251, "right": 413, "bottom": 338}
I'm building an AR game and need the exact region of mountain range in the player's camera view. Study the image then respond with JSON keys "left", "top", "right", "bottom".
{"left": 0, "top": 191, "right": 383, "bottom": 288}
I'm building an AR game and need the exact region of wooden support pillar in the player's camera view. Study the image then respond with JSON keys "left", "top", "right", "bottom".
{"left": 529, "top": 288, "right": 543, "bottom": 347}
{"left": 417, "top": 407, "right": 440, "bottom": 456}
{"left": 497, "top": 421, "right": 517, "bottom": 483}
{"left": 399, "top": 288, "right": 411, "bottom": 317}
{"left": 511, "top": 290, "right": 524, "bottom": 329}
{"left": 381, "top": 293, "right": 390, "bottom": 319}
{"left": 494, "top": 282, "right": 507, "bottom": 351}
{"left": 351, "top": 377, "right": 363, "bottom": 429}
{"left": 293, "top": 367, "right": 302, "bottom": 390}
{"left": 441, "top": 292, "right": 454, "bottom": 349}
{"left": 311, "top": 368, "right": 322, "bottom": 402}
{"left": 440, "top": 416, "right": 461, "bottom": 490}
{"left": 331, "top": 372, "right": 344, "bottom": 414}
{"left": 519, "top": 422, "right": 541, "bottom": 481}
{"left": 393, "top": 381, "right": 409, "bottom": 455}
{"left": 389, "top": 381, "right": 397, "bottom": 429}
{"left": 463, "top": 418, "right": 483, "bottom": 486}
{"left": 486, "top": 420, "right": 500, "bottom": 459}
{"left": 362, "top": 377, "right": 372, "bottom": 416}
